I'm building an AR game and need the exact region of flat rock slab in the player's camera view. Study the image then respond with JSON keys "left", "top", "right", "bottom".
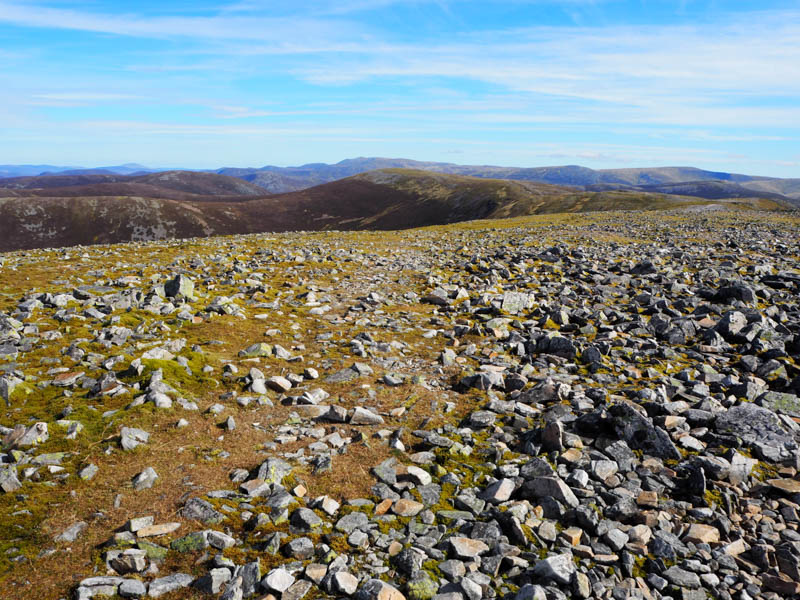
{"left": 716, "top": 402, "right": 798, "bottom": 463}
{"left": 448, "top": 536, "right": 490, "bottom": 559}
{"left": 147, "top": 573, "right": 194, "bottom": 597}
{"left": 684, "top": 524, "right": 720, "bottom": 545}
{"left": 768, "top": 478, "right": 800, "bottom": 494}
{"left": 137, "top": 522, "right": 181, "bottom": 538}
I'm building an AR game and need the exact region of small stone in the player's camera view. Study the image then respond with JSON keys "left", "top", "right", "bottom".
{"left": 533, "top": 553, "right": 576, "bottom": 585}
{"left": 560, "top": 527, "right": 583, "bottom": 546}
{"left": 147, "top": 573, "right": 194, "bottom": 597}
{"left": 170, "top": 531, "right": 208, "bottom": 552}
{"left": 56, "top": 521, "right": 87, "bottom": 543}
{"left": 277, "top": 580, "right": 310, "bottom": 600}
{"left": 403, "top": 465, "right": 432, "bottom": 486}
{"left": 590, "top": 460, "right": 619, "bottom": 481}
{"left": 501, "top": 291, "right": 534, "bottom": 315}
{"left": 572, "top": 572, "right": 591, "bottom": 599}
{"left": 393, "top": 499, "right": 424, "bottom": 517}
{"left": 468, "top": 411, "right": 496, "bottom": 428}
{"left": 514, "top": 585, "right": 547, "bottom": 600}
{"left": 132, "top": 467, "right": 158, "bottom": 491}
{"left": 240, "top": 479, "right": 270, "bottom": 497}
{"left": 448, "top": 536, "right": 490, "bottom": 559}
{"left": 460, "top": 577, "right": 482, "bottom": 600}
{"left": 479, "top": 478, "right": 515, "bottom": 503}
{"left": 663, "top": 566, "right": 701, "bottom": 589}
{"left": 684, "top": 524, "right": 720, "bottom": 545}
{"left": 262, "top": 568, "right": 295, "bottom": 593}
{"left": 137, "top": 522, "right": 181, "bottom": 538}
{"left": 525, "top": 477, "right": 579, "bottom": 508}
{"left": 332, "top": 571, "right": 359, "bottom": 595}
{"left": 239, "top": 343, "right": 272, "bottom": 358}
{"left": 164, "top": 274, "right": 195, "bottom": 299}
{"left": 336, "top": 511, "right": 369, "bottom": 534}
{"left": 317, "top": 495, "right": 340, "bottom": 516}
{"left": 0, "top": 467, "right": 22, "bottom": 493}
{"left": 194, "top": 568, "right": 232, "bottom": 594}
{"left": 181, "top": 497, "right": 224, "bottom": 524}
{"left": 257, "top": 457, "right": 292, "bottom": 484}
{"left": 207, "top": 530, "right": 236, "bottom": 549}
{"left": 768, "top": 478, "right": 800, "bottom": 494}
{"left": 628, "top": 524, "right": 652, "bottom": 545}
{"left": 119, "top": 579, "right": 147, "bottom": 598}
{"left": 110, "top": 549, "right": 148, "bottom": 574}
{"left": 120, "top": 427, "right": 149, "bottom": 451}
{"left": 763, "top": 573, "right": 800, "bottom": 596}
{"left": 284, "top": 536, "right": 314, "bottom": 559}
{"left": 350, "top": 407, "right": 385, "bottom": 425}
{"left": 127, "top": 516, "right": 154, "bottom": 532}
{"left": 290, "top": 507, "right": 323, "bottom": 532}
{"left": 375, "top": 498, "right": 393, "bottom": 515}
{"left": 439, "top": 560, "right": 466, "bottom": 581}
{"left": 603, "top": 528, "right": 628, "bottom": 552}
{"left": 722, "top": 538, "right": 747, "bottom": 556}
{"left": 305, "top": 563, "right": 328, "bottom": 585}
{"left": 267, "top": 376, "right": 293, "bottom": 393}
{"left": 355, "top": 579, "right": 406, "bottom": 600}
{"left": 79, "top": 463, "right": 99, "bottom": 481}
{"left": 637, "top": 490, "right": 658, "bottom": 508}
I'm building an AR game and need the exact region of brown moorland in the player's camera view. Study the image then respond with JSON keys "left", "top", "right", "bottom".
{"left": 0, "top": 168, "right": 788, "bottom": 252}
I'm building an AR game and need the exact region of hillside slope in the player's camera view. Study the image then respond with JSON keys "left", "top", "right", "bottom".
{"left": 213, "top": 157, "right": 800, "bottom": 200}
{"left": 4, "top": 159, "right": 797, "bottom": 200}
{"left": 0, "top": 169, "right": 789, "bottom": 252}
{"left": 0, "top": 170, "right": 268, "bottom": 199}
{"left": 0, "top": 163, "right": 154, "bottom": 177}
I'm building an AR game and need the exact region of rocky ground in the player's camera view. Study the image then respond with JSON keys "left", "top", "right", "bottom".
{"left": 1, "top": 209, "right": 800, "bottom": 600}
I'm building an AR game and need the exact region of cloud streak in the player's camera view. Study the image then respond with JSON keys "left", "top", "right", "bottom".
{"left": 0, "top": 1, "right": 356, "bottom": 41}
{"left": 0, "top": 1, "right": 798, "bottom": 174}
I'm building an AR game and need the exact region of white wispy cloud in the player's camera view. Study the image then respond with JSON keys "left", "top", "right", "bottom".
{"left": 32, "top": 92, "right": 144, "bottom": 101}
{"left": 220, "top": 0, "right": 607, "bottom": 16}
{"left": 72, "top": 120, "right": 394, "bottom": 137}
{"left": 285, "top": 15, "right": 800, "bottom": 127}
{"left": 0, "top": 1, "right": 356, "bottom": 41}
{"left": 1, "top": 1, "right": 798, "bottom": 174}
{"left": 28, "top": 92, "right": 146, "bottom": 107}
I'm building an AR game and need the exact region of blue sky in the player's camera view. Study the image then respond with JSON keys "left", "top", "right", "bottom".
{"left": 1, "top": 1, "right": 799, "bottom": 176}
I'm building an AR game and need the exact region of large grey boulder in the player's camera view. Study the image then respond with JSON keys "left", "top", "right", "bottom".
{"left": 609, "top": 402, "right": 681, "bottom": 460}
{"left": 120, "top": 427, "right": 149, "bottom": 451}
{"left": 533, "top": 553, "right": 576, "bottom": 585}
{"left": 164, "top": 274, "right": 195, "bottom": 299}
{"left": 356, "top": 579, "right": 406, "bottom": 600}
{"left": 148, "top": 573, "right": 194, "bottom": 597}
{"left": 0, "top": 467, "right": 22, "bottom": 493}
{"left": 0, "top": 375, "right": 23, "bottom": 405}
{"left": 716, "top": 402, "right": 799, "bottom": 465}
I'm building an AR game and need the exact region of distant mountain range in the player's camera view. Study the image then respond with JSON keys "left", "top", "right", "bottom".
{"left": 0, "top": 157, "right": 797, "bottom": 252}
{"left": 3, "top": 157, "right": 798, "bottom": 202}
{"left": 0, "top": 170, "right": 267, "bottom": 200}
{"left": 217, "top": 158, "right": 800, "bottom": 201}
{"left": 0, "top": 168, "right": 789, "bottom": 252}
{"left": 0, "top": 163, "right": 156, "bottom": 178}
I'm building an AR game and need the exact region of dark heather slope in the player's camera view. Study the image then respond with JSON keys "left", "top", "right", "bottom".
{"left": 4, "top": 159, "right": 798, "bottom": 199}
{"left": 0, "top": 169, "right": 789, "bottom": 252}
{"left": 214, "top": 157, "right": 800, "bottom": 199}
{"left": 0, "top": 171, "right": 268, "bottom": 198}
